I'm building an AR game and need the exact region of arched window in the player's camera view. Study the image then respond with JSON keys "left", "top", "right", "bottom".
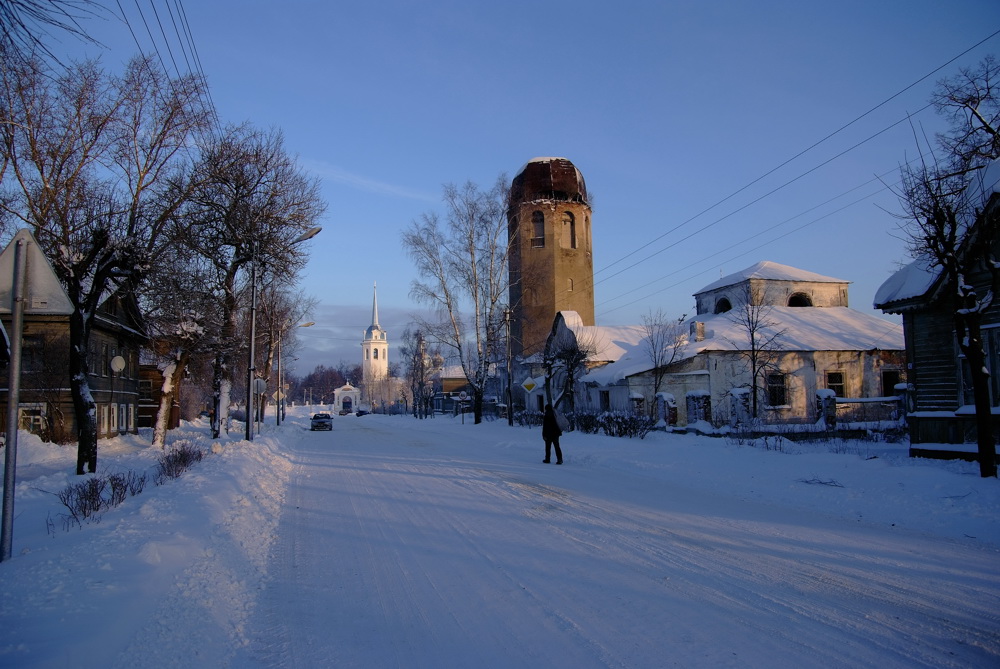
{"left": 568, "top": 278, "right": 574, "bottom": 292}
{"left": 561, "top": 211, "right": 577, "bottom": 249}
{"left": 788, "top": 292, "right": 813, "bottom": 307}
{"left": 714, "top": 297, "right": 732, "bottom": 313}
{"left": 531, "top": 211, "right": 544, "bottom": 248}
{"left": 373, "top": 348, "right": 378, "bottom": 360}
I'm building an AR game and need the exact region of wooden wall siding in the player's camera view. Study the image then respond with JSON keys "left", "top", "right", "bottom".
{"left": 909, "top": 310, "right": 960, "bottom": 411}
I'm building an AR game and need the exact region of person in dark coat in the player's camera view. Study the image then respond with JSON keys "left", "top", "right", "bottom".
{"left": 542, "top": 403, "right": 563, "bottom": 464}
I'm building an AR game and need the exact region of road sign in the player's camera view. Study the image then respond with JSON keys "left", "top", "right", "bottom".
{"left": 521, "top": 377, "right": 537, "bottom": 392}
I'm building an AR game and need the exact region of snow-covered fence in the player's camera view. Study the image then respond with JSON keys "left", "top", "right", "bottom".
{"left": 834, "top": 396, "right": 903, "bottom": 427}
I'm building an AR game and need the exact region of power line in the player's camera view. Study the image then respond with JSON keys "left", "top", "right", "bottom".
{"left": 593, "top": 27, "right": 1000, "bottom": 282}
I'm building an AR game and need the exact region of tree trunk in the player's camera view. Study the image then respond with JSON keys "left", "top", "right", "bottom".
{"left": 152, "top": 353, "right": 188, "bottom": 449}
{"left": 964, "top": 320, "right": 998, "bottom": 477}
{"left": 69, "top": 311, "right": 97, "bottom": 475}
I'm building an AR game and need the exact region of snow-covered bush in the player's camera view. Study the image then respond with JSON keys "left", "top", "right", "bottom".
{"left": 154, "top": 440, "right": 204, "bottom": 484}
{"left": 597, "top": 411, "right": 655, "bottom": 439}
{"left": 55, "top": 470, "right": 147, "bottom": 529}
{"left": 514, "top": 410, "right": 543, "bottom": 427}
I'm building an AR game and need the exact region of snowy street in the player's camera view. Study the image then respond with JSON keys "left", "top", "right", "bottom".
{"left": 1, "top": 410, "right": 999, "bottom": 668}
{"left": 237, "top": 415, "right": 999, "bottom": 668}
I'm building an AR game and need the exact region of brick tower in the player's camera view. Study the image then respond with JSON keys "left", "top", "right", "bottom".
{"left": 507, "top": 157, "right": 594, "bottom": 358}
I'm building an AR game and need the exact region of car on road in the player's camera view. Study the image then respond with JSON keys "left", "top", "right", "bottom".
{"left": 355, "top": 409, "right": 369, "bottom": 417}
{"left": 339, "top": 409, "right": 352, "bottom": 416}
{"left": 310, "top": 412, "right": 333, "bottom": 431}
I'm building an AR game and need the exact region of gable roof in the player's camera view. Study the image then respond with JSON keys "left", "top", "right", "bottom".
{"left": 0, "top": 229, "right": 74, "bottom": 316}
{"left": 694, "top": 260, "right": 848, "bottom": 295}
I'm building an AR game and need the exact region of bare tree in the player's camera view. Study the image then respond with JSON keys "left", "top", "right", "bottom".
{"left": 179, "top": 123, "right": 324, "bottom": 438}
{"left": 931, "top": 55, "right": 1000, "bottom": 178}
{"left": 403, "top": 177, "right": 511, "bottom": 424}
{"left": 641, "top": 308, "right": 687, "bottom": 411}
{"left": 140, "top": 245, "right": 219, "bottom": 449}
{"left": 255, "top": 285, "right": 316, "bottom": 422}
{"left": 0, "top": 1, "right": 107, "bottom": 66}
{"left": 725, "top": 284, "right": 785, "bottom": 420}
{"left": 0, "top": 53, "right": 211, "bottom": 473}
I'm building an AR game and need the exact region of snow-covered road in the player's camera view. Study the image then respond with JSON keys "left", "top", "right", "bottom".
{"left": 235, "top": 416, "right": 1000, "bottom": 668}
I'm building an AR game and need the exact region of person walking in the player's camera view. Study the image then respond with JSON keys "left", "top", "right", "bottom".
{"left": 542, "top": 403, "right": 563, "bottom": 464}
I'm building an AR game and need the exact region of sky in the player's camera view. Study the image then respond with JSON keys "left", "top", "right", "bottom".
{"left": 1, "top": 411, "right": 997, "bottom": 666}
{"left": 55, "top": 0, "right": 1000, "bottom": 372}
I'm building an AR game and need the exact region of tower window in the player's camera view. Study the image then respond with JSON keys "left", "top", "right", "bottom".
{"left": 788, "top": 292, "right": 812, "bottom": 307}
{"left": 531, "top": 211, "right": 544, "bottom": 248}
{"left": 561, "top": 211, "right": 577, "bottom": 249}
{"left": 714, "top": 298, "right": 732, "bottom": 313}
{"left": 374, "top": 348, "right": 378, "bottom": 360}
{"left": 568, "top": 278, "right": 574, "bottom": 292}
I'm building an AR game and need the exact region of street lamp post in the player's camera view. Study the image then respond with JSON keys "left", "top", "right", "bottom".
{"left": 276, "top": 321, "right": 314, "bottom": 426}
{"left": 246, "top": 226, "right": 321, "bottom": 441}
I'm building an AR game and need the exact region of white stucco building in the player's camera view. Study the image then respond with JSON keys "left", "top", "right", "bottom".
{"left": 552, "top": 261, "right": 906, "bottom": 427}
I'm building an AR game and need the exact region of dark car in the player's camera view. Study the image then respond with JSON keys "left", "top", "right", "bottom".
{"left": 310, "top": 412, "right": 333, "bottom": 431}
{"left": 355, "top": 409, "right": 369, "bottom": 417}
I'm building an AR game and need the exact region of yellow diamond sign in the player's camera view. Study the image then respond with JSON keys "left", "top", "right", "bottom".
{"left": 521, "top": 377, "right": 537, "bottom": 392}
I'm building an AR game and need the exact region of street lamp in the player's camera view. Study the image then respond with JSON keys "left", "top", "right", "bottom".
{"left": 276, "top": 320, "right": 314, "bottom": 426}
{"left": 246, "top": 226, "right": 322, "bottom": 441}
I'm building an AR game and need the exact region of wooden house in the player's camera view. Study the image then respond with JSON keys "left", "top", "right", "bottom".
{"left": 874, "top": 181, "right": 1000, "bottom": 456}
{"left": 0, "top": 230, "right": 145, "bottom": 443}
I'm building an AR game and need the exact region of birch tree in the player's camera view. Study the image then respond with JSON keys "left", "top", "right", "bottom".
{"left": 403, "top": 178, "right": 511, "bottom": 424}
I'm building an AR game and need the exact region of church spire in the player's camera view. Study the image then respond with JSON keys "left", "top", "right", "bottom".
{"left": 371, "top": 282, "right": 379, "bottom": 328}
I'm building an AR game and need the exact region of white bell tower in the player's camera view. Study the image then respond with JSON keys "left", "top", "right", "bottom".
{"left": 362, "top": 283, "right": 388, "bottom": 389}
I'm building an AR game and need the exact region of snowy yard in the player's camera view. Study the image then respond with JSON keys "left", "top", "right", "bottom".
{"left": 0, "top": 408, "right": 997, "bottom": 668}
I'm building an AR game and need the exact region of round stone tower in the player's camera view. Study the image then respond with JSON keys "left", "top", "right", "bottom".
{"left": 507, "top": 157, "right": 594, "bottom": 358}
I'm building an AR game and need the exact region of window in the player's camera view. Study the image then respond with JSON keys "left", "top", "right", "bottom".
{"left": 766, "top": 373, "right": 787, "bottom": 406}
{"left": 599, "top": 390, "right": 611, "bottom": 412}
{"left": 568, "top": 278, "right": 574, "bottom": 292}
{"left": 373, "top": 348, "right": 378, "bottom": 360}
{"left": 881, "top": 370, "right": 901, "bottom": 397}
{"left": 101, "top": 344, "right": 109, "bottom": 377}
{"left": 826, "top": 371, "right": 846, "bottom": 398}
{"left": 530, "top": 211, "right": 545, "bottom": 248}
{"left": 788, "top": 292, "right": 813, "bottom": 307}
{"left": 139, "top": 380, "right": 153, "bottom": 401}
{"left": 714, "top": 298, "right": 732, "bottom": 314}
{"left": 561, "top": 211, "right": 577, "bottom": 249}
{"left": 22, "top": 335, "right": 44, "bottom": 372}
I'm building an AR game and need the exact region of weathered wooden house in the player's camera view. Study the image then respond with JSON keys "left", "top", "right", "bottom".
{"left": 874, "top": 175, "right": 1000, "bottom": 455}
{"left": 0, "top": 230, "right": 145, "bottom": 443}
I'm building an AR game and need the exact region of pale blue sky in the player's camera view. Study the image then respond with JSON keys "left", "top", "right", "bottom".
{"left": 64, "top": 1, "right": 1000, "bottom": 371}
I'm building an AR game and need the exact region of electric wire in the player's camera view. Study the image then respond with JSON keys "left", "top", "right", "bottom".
{"left": 594, "top": 26, "right": 1000, "bottom": 281}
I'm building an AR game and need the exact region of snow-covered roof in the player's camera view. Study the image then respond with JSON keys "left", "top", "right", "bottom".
{"left": 875, "top": 158, "right": 1000, "bottom": 313}
{"left": 694, "top": 260, "right": 848, "bottom": 295}
{"left": 584, "top": 306, "right": 904, "bottom": 386}
{"left": 872, "top": 258, "right": 940, "bottom": 311}
{"left": 552, "top": 311, "right": 647, "bottom": 363}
